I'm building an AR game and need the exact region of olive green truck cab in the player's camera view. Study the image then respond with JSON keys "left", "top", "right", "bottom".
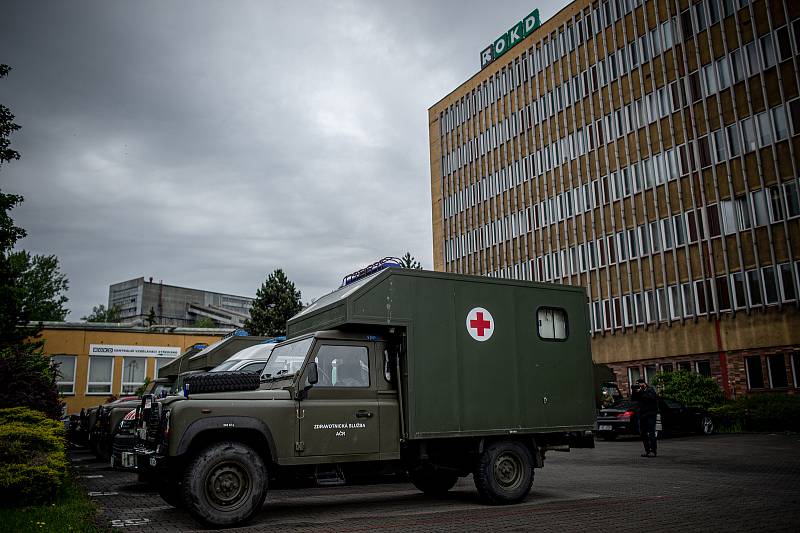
{"left": 133, "top": 268, "right": 595, "bottom": 527}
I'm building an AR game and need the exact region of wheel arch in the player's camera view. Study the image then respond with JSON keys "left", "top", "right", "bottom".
{"left": 176, "top": 416, "right": 277, "bottom": 465}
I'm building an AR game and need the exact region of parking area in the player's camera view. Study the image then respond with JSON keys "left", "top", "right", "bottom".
{"left": 71, "top": 433, "right": 800, "bottom": 532}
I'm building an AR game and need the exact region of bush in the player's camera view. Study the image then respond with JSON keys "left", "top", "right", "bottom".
{"left": 651, "top": 370, "right": 725, "bottom": 409}
{"left": 709, "top": 394, "right": 800, "bottom": 433}
{"left": 0, "top": 407, "right": 67, "bottom": 506}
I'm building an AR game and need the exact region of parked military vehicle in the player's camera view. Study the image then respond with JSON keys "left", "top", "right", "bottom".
{"left": 134, "top": 264, "right": 595, "bottom": 527}
{"left": 109, "top": 377, "right": 175, "bottom": 469}
{"left": 90, "top": 378, "right": 174, "bottom": 461}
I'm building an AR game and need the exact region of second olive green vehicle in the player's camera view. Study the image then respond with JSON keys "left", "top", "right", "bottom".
{"left": 134, "top": 265, "right": 596, "bottom": 528}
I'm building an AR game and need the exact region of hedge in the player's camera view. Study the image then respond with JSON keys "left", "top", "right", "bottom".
{"left": 0, "top": 407, "right": 67, "bottom": 506}
{"left": 709, "top": 394, "right": 800, "bottom": 433}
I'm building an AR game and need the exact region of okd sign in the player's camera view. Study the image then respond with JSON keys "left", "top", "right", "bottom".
{"left": 480, "top": 8, "right": 541, "bottom": 70}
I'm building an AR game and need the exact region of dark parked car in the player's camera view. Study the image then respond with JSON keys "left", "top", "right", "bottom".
{"left": 596, "top": 398, "right": 714, "bottom": 440}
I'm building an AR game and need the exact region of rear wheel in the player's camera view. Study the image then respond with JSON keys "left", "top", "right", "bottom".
{"left": 474, "top": 440, "right": 534, "bottom": 504}
{"left": 699, "top": 415, "right": 714, "bottom": 435}
{"left": 409, "top": 467, "right": 458, "bottom": 496}
{"left": 182, "top": 441, "right": 267, "bottom": 527}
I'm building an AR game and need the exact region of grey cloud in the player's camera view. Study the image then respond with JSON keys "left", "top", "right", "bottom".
{"left": 1, "top": 0, "right": 568, "bottom": 317}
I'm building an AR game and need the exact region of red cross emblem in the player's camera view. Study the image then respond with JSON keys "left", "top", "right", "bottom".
{"left": 466, "top": 307, "right": 494, "bottom": 341}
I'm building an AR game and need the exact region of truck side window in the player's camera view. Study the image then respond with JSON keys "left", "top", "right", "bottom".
{"left": 314, "top": 345, "right": 370, "bottom": 388}
{"left": 537, "top": 307, "right": 568, "bottom": 340}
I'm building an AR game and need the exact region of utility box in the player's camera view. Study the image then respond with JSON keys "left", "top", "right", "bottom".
{"left": 288, "top": 269, "right": 595, "bottom": 439}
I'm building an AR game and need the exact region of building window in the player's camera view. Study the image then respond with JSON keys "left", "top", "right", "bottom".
{"left": 121, "top": 356, "right": 147, "bottom": 394}
{"left": 87, "top": 356, "right": 114, "bottom": 394}
{"left": 767, "top": 354, "right": 788, "bottom": 388}
{"left": 695, "top": 360, "right": 711, "bottom": 377}
{"left": 660, "top": 363, "right": 673, "bottom": 373}
{"left": 678, "top": 361, "right": 692, "bottom": 372}
{"left": 779, "top": 263, "right": 797, "bottom": 301}
{"left": 732, "top": 272, "right": 747, "bottom": 309}
{"left": 763, "top": 266, "right": 779, "bottom": 304}
{"left": 745, "top": 356, "right": 765, "bottom": 389}
{"left": 537, "top": 307, "right": 568, "bottom": 340}
{"left": 628, "top": 366, "right": 642, "bottom": 389}
{"left": 644, "top": 364, "right": 658, "bottom": 383}
{"left": 792, "top": 352, "right": 800, "bottom": 388}
{"left": 52, "top": 355, "right": 76, "bottom": 395}
{"left": 747, "top": 270, "right": 763, "bottom": 306}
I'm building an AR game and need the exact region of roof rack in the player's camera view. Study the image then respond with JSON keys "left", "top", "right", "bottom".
{"left": 341, "top": 257, "right": 402, "bottom": 287}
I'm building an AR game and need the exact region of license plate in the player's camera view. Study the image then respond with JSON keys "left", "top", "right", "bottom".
{"left": 121, "top": 452, "right": 137, "bottom": 469}
{"left": 598, "top": 425, "right": 612, "bottom": 431}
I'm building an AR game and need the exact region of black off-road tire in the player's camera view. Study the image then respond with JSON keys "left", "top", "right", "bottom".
{"left": 158, "top": 480, "right": 184, "bottom": 508}
{"left": 184, "top": 371, "right": 260, "bottom": 395}
{"left": 409, "top": 467, "right": 459, "bottom": 496}
{"left": 182, "top": 441, "right": 267, "bottom": 528}
{"left": 474, "top": 440, "right": 534, "bottom": 504}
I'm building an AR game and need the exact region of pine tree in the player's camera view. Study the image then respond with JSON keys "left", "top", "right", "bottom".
{"left": 399, "top": 252, "right": 422, "bottom": 269}
{"left": 244, "top": 269, "right": 302, "bottom": 337}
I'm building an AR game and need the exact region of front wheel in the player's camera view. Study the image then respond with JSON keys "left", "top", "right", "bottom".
{"left": 473, "top": 440, "right": 534, "bottom": 504}
{"left": 182, "top": 441, "right": 267, "bottom": 528}
{"left": 410, "top": 467, "right": 458, "bottom": 496}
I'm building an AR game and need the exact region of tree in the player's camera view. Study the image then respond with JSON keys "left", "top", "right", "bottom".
{"left": 191, "top": 316, "right": 215, "bottom": 328}
{"left": 0, "top": 65, "right": 27, "bottom": 347}
{"left": 651, "top": 370, "right": 725, "bottom": 409}
{"left": 244, "top": 269, "right": 302, "bottom": 337}
{"left": 8, "top": 251, "right": 69, "bottom": 321}
{"left": 399, "top": 252, "right": 422, "bottom": 269}
{"left": 82, "top": 304, "right": 121, "bottom": 323}
{"left": 146, "top": 307, "right": 157, "bottom": 326}
{"left": 0, "top": 66, "right": 63, "bottom": 418}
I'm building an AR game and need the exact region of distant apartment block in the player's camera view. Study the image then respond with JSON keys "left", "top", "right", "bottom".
{"left": 108, "top": 277, "right": 253, "bottom": 327}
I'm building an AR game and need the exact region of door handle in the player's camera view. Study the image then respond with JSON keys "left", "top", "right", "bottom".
{"left": 355, "top": 410, "right": 373, "bottom": 419}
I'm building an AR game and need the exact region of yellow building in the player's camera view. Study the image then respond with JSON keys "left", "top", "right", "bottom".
{"left": 40, "top": 323, "right": 228, "bottom": 414}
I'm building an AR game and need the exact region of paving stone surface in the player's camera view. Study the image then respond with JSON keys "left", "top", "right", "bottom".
{"left": 70, "top": 433, "right": 800, "bottom": 532}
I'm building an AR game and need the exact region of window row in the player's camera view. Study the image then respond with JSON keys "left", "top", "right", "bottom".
{"left": 443, "top": 22, "right": 796, "bottom": 182}
{"left": 745, "top": 352, "right": 800, "bottom": 390}
{"left": 51, "top": 356, "right": 170, "bottom": 395}
{"left": 446, "top": 176, "right": 799, "bottom": 265}
{"left": 588, "top": 261, "right": 800, "bottom": 332}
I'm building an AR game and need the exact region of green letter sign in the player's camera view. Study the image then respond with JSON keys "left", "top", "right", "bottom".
{"left": 480, "top": 8, "right": 541, "bottom": 70}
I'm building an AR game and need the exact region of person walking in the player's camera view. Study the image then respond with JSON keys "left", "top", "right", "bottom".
{"left": 631, "top": 378, "right": 659, "bottom": 457}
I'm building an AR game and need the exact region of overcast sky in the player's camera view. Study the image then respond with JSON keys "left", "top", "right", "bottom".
{"left": 1, "top": 0, "right": 567, "bottom": 319}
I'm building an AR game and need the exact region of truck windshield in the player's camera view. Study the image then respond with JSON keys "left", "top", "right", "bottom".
{"left": 261, "top": 337, "right": 313, "bottom": 379}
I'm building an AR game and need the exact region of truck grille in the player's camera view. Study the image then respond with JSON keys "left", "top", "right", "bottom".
{"left": 145, "top": 403, "right": 162, "bottom": 442}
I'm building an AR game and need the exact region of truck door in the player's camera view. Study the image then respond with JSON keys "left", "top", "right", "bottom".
{"left": 297, "top": 342, "right": 380, "bottom": 457}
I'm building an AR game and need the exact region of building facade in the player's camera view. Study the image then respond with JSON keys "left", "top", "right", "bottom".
{"left": 41, "top": 323, "right": 228, "bottom": 414}
{"left": 109, "top": 277, "right": 253, "bottom": 327}
{"left": 429, "top": 0, "right": 800, "bottom": 397}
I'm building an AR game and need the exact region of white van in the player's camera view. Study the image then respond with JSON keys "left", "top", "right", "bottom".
{"left": 210, "top": 342, "right": 277, "bottom": 374}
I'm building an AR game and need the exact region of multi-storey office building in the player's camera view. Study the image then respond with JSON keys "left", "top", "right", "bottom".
{"left": 109, "top": 277, "right": 253, "bottom": 327}
{"left": 429, "top": 0, "right": 800, "bottom": 397}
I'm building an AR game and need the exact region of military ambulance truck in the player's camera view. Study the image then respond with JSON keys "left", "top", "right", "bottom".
{"left": 133, "top": 268, "right": 595, "bottom": 527}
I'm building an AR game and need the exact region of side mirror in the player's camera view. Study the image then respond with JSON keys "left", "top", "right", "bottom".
{"left": 307, "top": 362, "right": 319, "bottom": 385}
{"left": 296, "top": 362, "right": 318, "bottom": 401}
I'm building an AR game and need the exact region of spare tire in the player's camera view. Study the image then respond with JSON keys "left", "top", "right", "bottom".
{"left": 184, "top": 372, "right": 261, "bottom": 394}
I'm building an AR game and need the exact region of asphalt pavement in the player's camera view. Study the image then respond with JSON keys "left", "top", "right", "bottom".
{"left": 70, "top": 433, "right": 800, "bottom": 532}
